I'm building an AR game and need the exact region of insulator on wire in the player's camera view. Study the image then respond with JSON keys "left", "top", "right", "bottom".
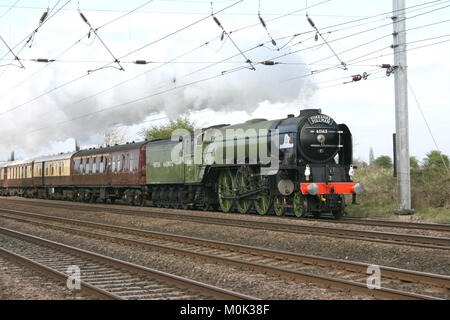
{"left": 262, "top": 61, "right": 278, "bottom": 66}
{"left": 306, "top": 14, "right": 315, "bottom": 28}
{"left": 39, "top": 11, "right": 48, "bottom": 25}
{"left": 381, "top": 64, "right": 391, "bottom": 69}
{"left": 221, "top": 31, "right": 225, "bottom": 41}
{"left": 352, "top": 75, "right": 362, "bottom": 82}
{"left": 315, "top": 32, "right": 319, "bottom": 41}
{"left": 134, "top": 60, "right": 148, "bottom": 65}
{"left": 213, "top": 16, "right": 222, "bottom": 28}
{"left": 79, "top": 12, "right": 89, "bottom": 25}
{"left": 271, "top": 39, "right": 277, "bottom": 46}
{"left": 258, "top": 15, "right": 266, "bottom": 28}
{"left": 35, "top": 58, "right": 54, "bottom": 63}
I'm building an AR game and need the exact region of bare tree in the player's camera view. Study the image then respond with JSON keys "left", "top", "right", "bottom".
{"left": 103, "top": 126, "right": 127, "bottom": 146}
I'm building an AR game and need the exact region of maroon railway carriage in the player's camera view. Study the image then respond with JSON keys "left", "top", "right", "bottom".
{"left": 71, "top": 142, "right": 147, "bottom": 204}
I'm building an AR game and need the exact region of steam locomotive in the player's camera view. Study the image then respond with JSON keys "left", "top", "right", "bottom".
{"left": 0, "top": 109, "right": 364, "bottom": 219}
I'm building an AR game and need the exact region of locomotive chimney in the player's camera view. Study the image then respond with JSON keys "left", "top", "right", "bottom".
{"left": 8, "top": 151, "right": 15, "bottom": 161}
{"left": 300, "top": 109, "right": 321, "bottom": 117}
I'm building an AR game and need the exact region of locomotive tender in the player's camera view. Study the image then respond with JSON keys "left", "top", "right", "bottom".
{"left": 0, "top": 109, "right": 364, "bottom": 219}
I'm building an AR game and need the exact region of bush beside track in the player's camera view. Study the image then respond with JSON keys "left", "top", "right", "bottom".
{"left": 345, "top": 164, "right": 450, "bottom": 222}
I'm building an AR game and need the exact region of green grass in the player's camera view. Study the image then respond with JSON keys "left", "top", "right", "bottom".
{"left": 344, "top": 165, "right": 450, "bottom": 223}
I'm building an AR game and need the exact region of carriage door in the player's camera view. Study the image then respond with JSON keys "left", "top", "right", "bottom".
{"left": 40, "top": 162, "right": 44, "bottom": 185}
{"left": 105, "top": 155, "right": 112, "bottom": 186}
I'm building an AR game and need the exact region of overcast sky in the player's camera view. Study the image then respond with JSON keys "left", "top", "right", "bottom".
{"left": 0, "top": 0, "right": 448, "bottom": 163}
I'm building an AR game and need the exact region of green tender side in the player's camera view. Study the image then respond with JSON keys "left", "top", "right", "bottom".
{"left": 204, "top": 119, "right": 278, "bottom": 166}
{"left": 146, "top": 140, "right": 185, "bottom": 184}
{"left": 145, "top": 118, "right": 279, "bottom": 185}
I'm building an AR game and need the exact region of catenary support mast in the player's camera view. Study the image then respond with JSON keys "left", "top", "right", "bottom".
{"left": 392, "top": 0, "right": 413, "bottom": 214}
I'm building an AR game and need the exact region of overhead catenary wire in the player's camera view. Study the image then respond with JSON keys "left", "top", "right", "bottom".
{"left": 211, "top": 13, "right": 255, "bottom": 70}
{"left": 407, "top": 80, "right": 450, "bottom": 176}
{"left": 18, "top": 28, "right": 449, "bottom": 138}
{"left": 306, "top": 13, "right": 347, "bottom": 70}
{"left": 0, "top": 0, "right": 447, "bottom": 119}
{"left": 257, "top": 0, "right": 279, "bottom": 49}
{"left": 78, "top": 9, "right": 125, "bottom": 73}
{"left": 0, "top": 0, "right": 73, "bottom": 79}
{"left": 0, "top": 0, "right": 244, "bottom": 115}
{"left": 0, "top": 34, "right": 25, "bottom": 69}
{"left": 0, "top": 0, "right": 21, "bottom": 19}
{"left": 304, "top": 18, "right": 450, "bottom": 74}
{"left": 0, "top": 2, "right": 440, "bottom": 117}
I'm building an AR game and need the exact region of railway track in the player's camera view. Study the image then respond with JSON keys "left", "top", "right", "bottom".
{"left": 340, "top": 217, "right": 450, "bottom": 232}
{"left": 1, "top": 198, "right": 449, "bottom": 250}
{"left": 0, "top": 226, "right": 255, "bottom": 300}
{"left": 2, "top": 197, "right": 449, "bottom": 232}
{"left": 0, "top": 208, "right": 448, "bottom": 300}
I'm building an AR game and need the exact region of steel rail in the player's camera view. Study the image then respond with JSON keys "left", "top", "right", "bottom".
{"left": 0, "top": 226, "right": 256, "bottom": 300}
{"left": 2, "top": 197, "right": 449, "bottom": 232}
{"left": 1, "top": 198, "right": 449, "bottom": 249}
{"left": 0, "top": 209, "right": 447, "bottom": 300}
{"left": 340, "top": 217, "right": 450, "bottom": 232}
{"left": 0, "top": 246, "right": 122, "bottom": 300}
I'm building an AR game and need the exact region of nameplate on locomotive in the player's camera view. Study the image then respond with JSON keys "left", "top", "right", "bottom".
{"left": 308, "top": 115, "right": 334, "bottom": 126}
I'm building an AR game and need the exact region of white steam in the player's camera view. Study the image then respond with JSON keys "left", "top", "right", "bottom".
{"left": 0, "top": 31, "right": 316, "bottom": 158}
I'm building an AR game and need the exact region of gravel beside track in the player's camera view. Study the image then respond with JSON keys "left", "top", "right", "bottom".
{"left": 0, "top": 198, "right": 448, "bottom": 249}
{"left": 0, "top": 208, "right": 447, "bottom": 299}
{"left": 0, "top": 227, "right": 256, "bottom": 300}
{"left": 2, "top": 198, "right": 449, "bottom": 236}
{"left": 0, "top": 254, "right": 92, "bottom": 300}
{"left": 0, "top": 197, "right": 448, "bottom": 299}
{"left": 0, "top": 218, "right": 366, "bottom": 300}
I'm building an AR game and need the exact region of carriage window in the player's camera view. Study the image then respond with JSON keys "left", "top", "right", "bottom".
{"left": 112, "top": 157, "right": 116, "bottom": 172}
{"left": 59, "top": 164, "right": 62, "bottom": 176}
{"left": 93, "top": 161, "right": 97, "bottom": 174}
{"left": 130, "top": 154, "right": 134, "bottom": 172}
{"left": 79, "top": 163, "right": 83, "bottom": 174}
{"left": 25, "top": 167, "right": 27, "bottom": 178}
{"left": 51, "top": 164, "right": 54, "bottom": 176}
{"left": 99, "top": 157, "right": 104, "bottom": 173}
{"left": 118, "top": 158, "right": 121, "bottom": 172}
{"left": 46, "top": 166, "right": 48, "bottom": 176}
